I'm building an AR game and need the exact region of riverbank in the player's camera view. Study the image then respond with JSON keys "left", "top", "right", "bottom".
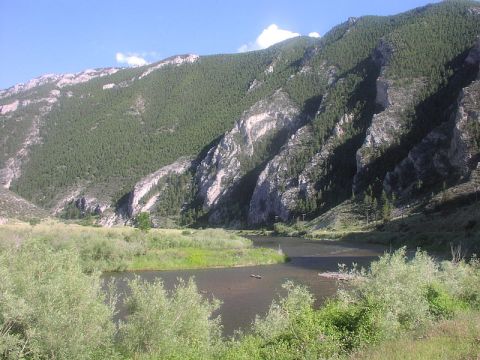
{"left": 2, "top": 240, "right": 478, "bottom": 359}
{"left": 238, "top": 200, "right": 480, "bottom": 255}
{"left": 0, "top": 221, "right": 285, "bottom": 272}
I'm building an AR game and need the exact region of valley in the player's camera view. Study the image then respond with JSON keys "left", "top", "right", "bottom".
{"left": 1, "top": 1, "right": 480, "bottom": 359}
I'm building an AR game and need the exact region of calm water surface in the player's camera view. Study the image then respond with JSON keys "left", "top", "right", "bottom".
{"left": 104, "top": 236, "right": 386, "bottom": 336}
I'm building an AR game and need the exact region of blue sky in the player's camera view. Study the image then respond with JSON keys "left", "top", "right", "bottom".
{"left": 0, "top": 0, "right": 440, "bottom": 89}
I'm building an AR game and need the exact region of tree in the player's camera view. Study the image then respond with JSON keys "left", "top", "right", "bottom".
{"left": 381, "top": 190, "right": 392, "bottom": 222}
{"left": 361, "top": 185, "right": 381, "bottom": 224}
{"left": 135, "top": 212, "right": 152, "bottom": 232}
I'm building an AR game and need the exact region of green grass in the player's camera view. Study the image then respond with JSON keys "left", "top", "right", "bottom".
{"left": 129, "top": 247, "right": 285, "bottom": 271}
{"left": 0, "top": 221, "right": 286, "bottom": 272}
{"left": 350, "top": 312, "right": 480, "bottom": 360}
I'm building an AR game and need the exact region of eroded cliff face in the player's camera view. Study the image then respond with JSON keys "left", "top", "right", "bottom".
{"left": 384, "top": 38, "right": 480, "bottom": 196}
{"left": 383, "top": 123, "right": 453, "bottom": 196}
{"left": 448, "top": 39, "right": 480, "bottom": 176}
{"left": 248, "top": 111, "right": 356, "bottom": 225}
{"left": 248, "top": 125, "right": 313, "bottom": 224}
{"left": 128, "top": 157, "right": 193, "bottom": 218}
{"left": 195, "top": 89, "right": 304, "bottom": 223}
{"left": 354, "top": 40, "right": 426, "bottom": 192}
{"left": 448, "top": 88, "right": 480, "bottom": 176}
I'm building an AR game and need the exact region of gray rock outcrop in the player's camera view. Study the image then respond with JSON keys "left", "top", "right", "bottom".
{"left": 354, "top": 40, "right": 425, "bottom": 191}
{"left": 196, "top": 89, "right": 304, "bottom": 222}
{"left": 384, "top": 37, "right": 480, "bottom": 195}
{"left": 128, "top": 157, "right": 193, "bottom": 217}
{"left": 248, "top": 109, "right": 356, "bottom": 225}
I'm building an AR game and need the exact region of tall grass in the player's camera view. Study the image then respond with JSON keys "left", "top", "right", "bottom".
{"left": 0, "top": 223, "right": 279, "bottom": 272}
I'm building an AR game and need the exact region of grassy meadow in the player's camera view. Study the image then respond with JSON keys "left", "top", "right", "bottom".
{"left": 0, "top": 221, "right": 285, "bottom": 272}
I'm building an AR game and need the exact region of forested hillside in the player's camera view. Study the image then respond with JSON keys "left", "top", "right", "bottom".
{"left": 1, "top": 0, "right": 479, "bottom": 227}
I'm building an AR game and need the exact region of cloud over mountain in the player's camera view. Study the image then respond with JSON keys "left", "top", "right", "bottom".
{"left": 115, "top": 52, "right": 148, "bottom": 67}
{"left": 238, "top": 24, "right": 300, "bottom": 52}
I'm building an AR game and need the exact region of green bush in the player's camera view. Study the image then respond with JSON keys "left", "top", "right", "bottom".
{"left": 438, "top": 255, "right": 480, "bottom": 309}
{"left": 317, "top": 299, "right": 382, "bottom": 351}
{"left": 426, "top": 283, "right": 467, "bottom": 319}
{"left": 0, "top": 243, "right": 117, "bottom": 359}
{"left": 119, "top": 277, "right": 223, "bottom": 359}
{"left": 272, "top": 222, "right": 293, "bottom": 236}
{"left": 135, "top": 212, "right": 152, "bottom": 232}
{"left": 77, "top": 237, "right": 132, "bottom": 272}
{"left": 224, "top": 282, "right": 342, "bottom": 359}
{"left": 227, "top": 248, "right": 480, "bottom": 358}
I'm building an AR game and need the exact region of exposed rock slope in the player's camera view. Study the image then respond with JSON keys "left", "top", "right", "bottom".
{"left": 128, "top": 157, "right": 193, "bottom": 217}
{"left": 196, "top": 89, "right": 304, "bottom": 223}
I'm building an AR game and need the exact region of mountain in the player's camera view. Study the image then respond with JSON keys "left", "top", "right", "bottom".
{"left": 1, "top": 1, "right": 479, "bottom": 228}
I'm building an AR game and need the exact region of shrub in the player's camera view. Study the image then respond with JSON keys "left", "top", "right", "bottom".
{"left": 0, "top": 243, "right": 116, "bottom": 359}
{"left": 76, "top": 237, "right": 133, "bottom": 272}
{"left": 426, "top": 283, "right": 467, "bottom": 319}
{"left": 119, "top": 277, "right": 223, "bottom": 359}
{"left": 438, "top": 256, "right": 480, "bottom": 309}
{"left": 224, "top": 282, "right": 342, "bottom": 359}
{"left": 225, "top": 248, "right": 480, "bottom": 358}
{"left": 273, "top": 222, "right": 292, "bottom": 236}
{"left": 338, "top": 248, "right": 440, "bottom": 336}
{"left": 28, "top": 217, "right": 40, "bottom": 226}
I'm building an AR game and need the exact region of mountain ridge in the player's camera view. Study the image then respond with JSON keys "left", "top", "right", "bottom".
{"left": 1, "top": 1, "right": 479, "bottom": 229}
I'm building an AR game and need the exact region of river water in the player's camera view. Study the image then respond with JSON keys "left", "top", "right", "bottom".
{"left": 104, "top": 236, "right": 386, "bottom": 336}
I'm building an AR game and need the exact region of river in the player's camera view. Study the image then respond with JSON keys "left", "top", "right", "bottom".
{"left": 104, "top": 236, "right": 386, "bottom": 336}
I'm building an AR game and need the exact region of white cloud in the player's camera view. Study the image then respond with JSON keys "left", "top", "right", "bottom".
{"left": 115, "top": 52, "right": 149, "bottom": 67}
{"left": 238, "top": 24, "right": 300, "bottom": 52}
{"left": 308, "top": 32, "right": 321, "bottom": 38}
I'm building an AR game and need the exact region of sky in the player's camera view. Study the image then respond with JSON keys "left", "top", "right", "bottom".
{"left": 0, "top": 0, "right": 441, "bottom": 89}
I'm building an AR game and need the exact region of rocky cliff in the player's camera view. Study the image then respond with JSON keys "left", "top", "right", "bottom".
{"left": 128, "top": 157, "right": 193, "bottom": 217}
{"left": 195, "top": 89, "right": 304, "bottom": 224}
{"left": 384, "top": 37, "right": 480, "bottom": 197}
{"left": 353, "top": 39, "right": 426, "bottom": 192}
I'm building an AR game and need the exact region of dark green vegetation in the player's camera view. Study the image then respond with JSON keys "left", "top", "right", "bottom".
{"left": 0, "top": 223, "right": 285, "bottom": 272}
{"left": 1, "top": 1, "right": 479, "bottom": 231}
{"left": 6, "top": 38, "right": 320, "bottom": 207}
{"left": 288, "top": 0, "right": 480, "bottom": 218}
{"left": 1, "top": 240, "right": 479, "bottom": 359}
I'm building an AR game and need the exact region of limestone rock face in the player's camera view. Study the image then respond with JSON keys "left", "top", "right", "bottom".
{"left": 247, "top": 125, "right": 313, "bottom": 225}
{"left": 195, "top": 90, "right": 303, "bottom": 223}
{"left": 73, "top": 196, "right": 109, "bottom": 216}
{"left": 448, "top": 79, "right": 480, "bottom": 176}
{"left": 384, "top": 123, "right": 453, "bottom": 196}
{"left": 248, "top": 111, "right": 355, "bottom": 225}
{"left": 128, "top": 157, "right": 193, "bottom": 218}
{"left": 354, "top": 40, "right": 425, "bottom": 192}
{"left": 384, "top": 39, "right": 480, "bottom": 195}
{"left": 138, "top": 54, "right": 199, "bottom": 79}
